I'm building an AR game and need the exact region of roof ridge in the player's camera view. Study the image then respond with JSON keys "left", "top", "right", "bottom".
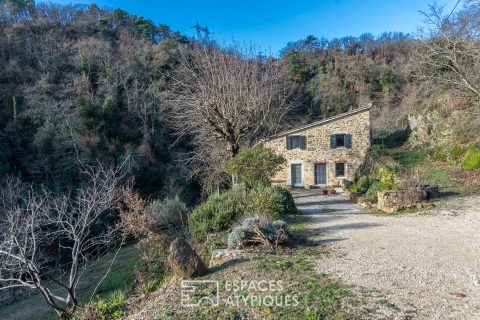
{"left": 267, "top": 106, "right": 371, "bottom": 140}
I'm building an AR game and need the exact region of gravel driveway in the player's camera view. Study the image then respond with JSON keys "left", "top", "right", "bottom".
{"left": 294, "top": 190, "right": 480, "bottom": 319}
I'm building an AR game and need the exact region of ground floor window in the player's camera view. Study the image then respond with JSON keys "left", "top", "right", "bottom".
{"left": 335, "top": 162, "right": 346, "bottom": 177}
{"left": 314, "top": 163, "right": 327, "bottom": 184}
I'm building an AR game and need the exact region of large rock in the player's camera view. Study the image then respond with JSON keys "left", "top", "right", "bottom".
{"left": 168, "top": 238, "right": 208, "bottom": 278}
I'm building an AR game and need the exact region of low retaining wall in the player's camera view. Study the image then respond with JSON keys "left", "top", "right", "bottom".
{"left": 377, "top": 189, "right": 430, "bottom": 213}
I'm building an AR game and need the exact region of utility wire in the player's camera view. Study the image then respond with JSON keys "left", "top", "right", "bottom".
{"left": 446, "top": 0, "right": 462, "bottom": 21}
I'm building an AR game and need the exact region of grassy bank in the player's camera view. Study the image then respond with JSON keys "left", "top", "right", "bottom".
{"left": 0, "top": 245, "right": 139, "bottom": 320}
{"left": 123, "top": 216, "right": 395, "bottom": 319}
{"left": 373, "top": 131, "right": 479, "bottom": 196}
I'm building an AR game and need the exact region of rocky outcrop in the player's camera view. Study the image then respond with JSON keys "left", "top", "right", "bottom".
{"left": 168, "top": 238, "right": 208, "bottom": 278}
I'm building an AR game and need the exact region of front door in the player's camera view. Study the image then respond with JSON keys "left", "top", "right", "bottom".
{"left": 291, "top": 163, "right": 303, "bottom": 187}
{"left": 315, "top": 163, "right": 327, "bottom": 185}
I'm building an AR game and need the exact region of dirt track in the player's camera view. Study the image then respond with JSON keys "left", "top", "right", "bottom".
{"left": 295, "top": 190, "right": 480, "bottom": 319}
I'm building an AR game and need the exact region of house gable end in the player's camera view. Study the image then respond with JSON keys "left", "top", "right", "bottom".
{"left": 263, "top": 107, "right": 371, "bottom": 187}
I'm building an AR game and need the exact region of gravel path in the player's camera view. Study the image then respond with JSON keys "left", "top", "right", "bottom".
{"left": 294, "top": 190, "right": 480, "bottom": 319}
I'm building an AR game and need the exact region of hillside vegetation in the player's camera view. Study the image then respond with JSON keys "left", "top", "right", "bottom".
{"left": 1, "top": 1, "right": 479, "bottom": 193}
{"left": 0, "top": 0, "right": 479, "bottom": 319}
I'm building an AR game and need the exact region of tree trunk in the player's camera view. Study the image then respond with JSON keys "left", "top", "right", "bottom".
{"left": 230, "top": 143, "right": 240, "bottom": 157}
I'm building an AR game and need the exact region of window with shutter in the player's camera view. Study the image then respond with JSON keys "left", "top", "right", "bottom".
{"left": 286, "top": 136, "right": 292, "bottom": 150}
{"left": 330, "top": 135, "right": 336, "bottom": 148}
{"left": 300, "top": 136, "right": 306, "bottom": 150}
{"left": 286, "top": 135, "right": 305, "bottom": 150}
{"left": 344, "top": 134, "right": 352, "bottom": 148}
{"left": 331, "top": 134, "right": 352, "bottom": 149}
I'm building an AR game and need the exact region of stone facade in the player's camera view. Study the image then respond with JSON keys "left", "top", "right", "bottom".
{"left": 263, "top": 107, "right": 371, "bottom": 187}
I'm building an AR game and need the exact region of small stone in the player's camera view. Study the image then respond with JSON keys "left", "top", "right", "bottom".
{"left": 452, "top": 292, "right": 467, "bottom": 299}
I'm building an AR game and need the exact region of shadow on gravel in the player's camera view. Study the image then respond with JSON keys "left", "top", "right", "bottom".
{"left": 319, "top": 237, "right": 348, "bottom": 244}
{"left": 300, "top": 208, "right": 360, "bottom": 215}
{"left": 319, "top": 222, "right": 383, "bottom": 233}
{"left": 437, "top": 191, "right": 461, "bottom": 198}
{"left": 297, "top": 199, "right": 353, "bottom": 206}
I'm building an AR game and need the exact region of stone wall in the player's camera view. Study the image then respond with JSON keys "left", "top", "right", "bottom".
{"left": 377, "top": 189, "right": 430, "bottom": 213}
{"left": 263, "top": 108, "right": 371, "bottom": 187}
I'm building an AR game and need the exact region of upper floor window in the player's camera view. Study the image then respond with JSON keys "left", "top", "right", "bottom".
{"left": 330, "top": 134, "right": 352, "bottom": 149}
{"left": 286, "top": 135, "right": 306, "bottom": 150}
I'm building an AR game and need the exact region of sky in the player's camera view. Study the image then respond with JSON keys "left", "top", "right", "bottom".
{"left": 47, "top": 0, "right": 459, "bottom": 54}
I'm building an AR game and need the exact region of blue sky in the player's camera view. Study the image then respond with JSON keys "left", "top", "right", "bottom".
{"left": 47, "top": 0, "right": 458, "bottom": 54}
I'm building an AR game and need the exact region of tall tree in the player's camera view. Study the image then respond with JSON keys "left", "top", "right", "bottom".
{"left": 165, "top": 43, "right": 295, "bottom": 191}
{"left": 412, "top": 2, "right": 480, "bottom": 99}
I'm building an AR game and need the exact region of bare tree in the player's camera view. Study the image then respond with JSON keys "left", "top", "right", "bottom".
{"left": 165, "top": 43, "right": 295, "bottom": 191}
{"left": 0, "top": 164, "right": 126, "bottom": 319}
{"left": 412, "top": 2, "right": 480, "bottom": 98}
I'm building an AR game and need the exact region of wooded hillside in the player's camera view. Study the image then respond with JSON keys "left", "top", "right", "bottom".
{"left": 0, "top": 1, "right": 479, "bottom": 319}
{"left": 1, "top": 1, "right": 479, "bottom": 196}
{"left": 0, "top": 1, "right": 196, "bottom": 199}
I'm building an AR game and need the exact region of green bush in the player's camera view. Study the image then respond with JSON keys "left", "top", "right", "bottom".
{"left": 377, "top": 166, "right": 398, "bottom": 190}
{"left": 364, "top": 181, "right": 382, "bottom": 201}
{"left": 202, "top": 232, "right": 227, "bottom": 263}
{"left": 350, "top": 184, "right": 361, "bottom": 193}
{"left": 226, "top": 146, "right": 285, "bottom": 189}
{"left": 139, "top": 280, "right": 159, "bottom": 295}
{"left": 378, "top": 69, "right": 398, "bottom": 91}
{"left": 188, "top": 188, "right": 247, "bottom": 241}
{"left": 78, "top": 290, "right": 126, "bottom": 320}
{"left": 461, "top": 145, "right": 480, "bottom": 171}
{"left": 147, "top": 196, "right": 189, "bottom": 228}
{"left": 227, "top": 226, "right": 250, "bottom": 249}
{"left": 450, "top": 144, "right": 465, "bottom": 162}
{"left": 431, "top": 144, "right": 465, "bottom": 164}
{"left": 188, "top": 186, "right": 297, "bottom": 241}
{"left": 341, "top": 178, "right": 353, "bottom": 189}
{"left": 356, "top": 176, "right": 372, "bottom": 191}
{"left": 246, "top": 186, "right": 298, "bottom": 218}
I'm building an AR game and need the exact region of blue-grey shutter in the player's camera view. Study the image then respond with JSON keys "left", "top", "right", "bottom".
{"left": 330, "top": 135, "right": 336, "bottom": 149}
{"left": 286, "top": 136, "right": 292, "bottom": 150}
{"left": 300, "top": 136, "right": 306, "bottom": 150}
{"left": 345, "top": 134, "right": 352, "bottom": 148}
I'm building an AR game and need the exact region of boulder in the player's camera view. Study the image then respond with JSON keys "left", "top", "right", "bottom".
{"left": 168, "top": 237, "right": 208, "bottom": 278}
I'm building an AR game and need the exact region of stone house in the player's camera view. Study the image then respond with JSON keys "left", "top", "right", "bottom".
{"left": 263, "top": 107, "right": 372, "bottom": 187}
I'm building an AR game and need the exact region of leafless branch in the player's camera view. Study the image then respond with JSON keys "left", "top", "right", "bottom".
{"left": 164, "top": 42, "right": 296, "bottom": 192}
{"left": 0, "top": 165, "right": 126, "bottom": 319}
